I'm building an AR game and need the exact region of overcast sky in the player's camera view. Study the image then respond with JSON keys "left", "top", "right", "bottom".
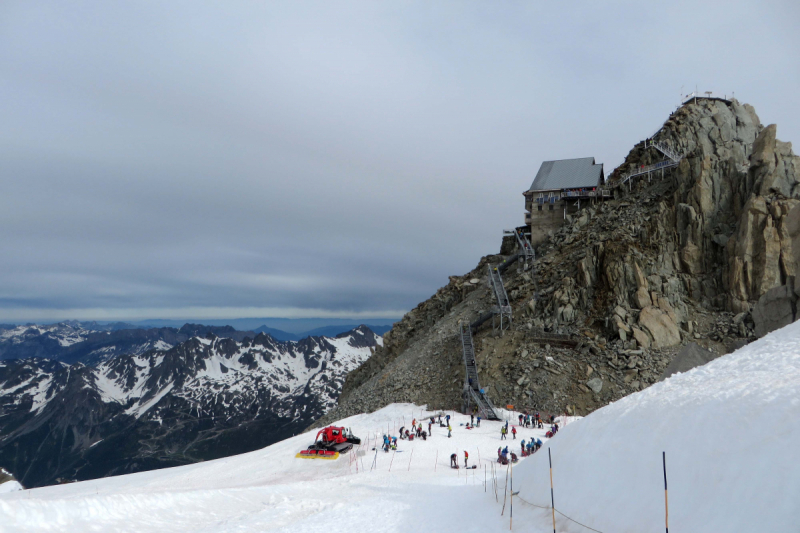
{"left": 1, "top": 1, "right": 798, "bottom": 323}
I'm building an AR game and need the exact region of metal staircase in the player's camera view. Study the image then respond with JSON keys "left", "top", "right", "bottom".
{"left": 621, "top": 139, "right": 683, "bottom": 188}
{"left": 504, "top": 229, "right": 539, "bottom": 300}
{"left": 488, "top": 264, "right": 512, "bottom": 332}
{"left": 505, "top": 229, "right": 534, "bottom": 265}
{"left": 459, "top": 322, "right": 500, "bottom": 420}
{"left": 648, "top": 139, "right": 682, "bottom": 162}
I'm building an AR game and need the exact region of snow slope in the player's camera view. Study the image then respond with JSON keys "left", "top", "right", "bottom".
{"left": 513, "top": 319, "right": 800, "bottom": 533}
{"left": 0, "top": 403, "right": 550, "bottom": 533}
{"left": 1, "top": 321, "right": 798, "bottom": 533}
{"left": 0, "top": 482, "right": 22, "bottom": 494}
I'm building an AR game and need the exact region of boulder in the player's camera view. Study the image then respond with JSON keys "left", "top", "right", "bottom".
{"left": 638, "top": 306, "right": 681, "bottom": 348}
{"left": 586, "top": 377, "right": 603, "bottom": 394}
{"left": 680, "top": 242, "right": 703, "bottom": 275}
{"left": 659, "top": 342, "right": 719, "bottom": 380}
{"left": 631, "top": 327, "right": 651, "bottom": 349}
{"left": 634, "top": 287, "right": 652, "bottom": 309}
{"left": 751, "top": 285, "right": 796, "bottom": 338}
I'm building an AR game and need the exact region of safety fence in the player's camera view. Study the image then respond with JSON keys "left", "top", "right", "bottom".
{"left": 483, "top": 448, "right": 671, "bottom": 533}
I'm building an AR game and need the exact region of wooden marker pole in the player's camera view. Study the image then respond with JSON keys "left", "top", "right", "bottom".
{"left": 435, "top": 449, "right": 438, "bottom": 472}
{"left": 510, "top": 457, "right": 513, "bottom": 530}
{"left": 663, "top": 451, "right": 669, "bottom": 533}
{"left": 408, "top": 449, "right": 414, "bottom": 471}
{"left": 549, "top": 448, "right": 556, "bottom": 533}
{"left": 501, "top": 464, "right": 509, "bottom": 515}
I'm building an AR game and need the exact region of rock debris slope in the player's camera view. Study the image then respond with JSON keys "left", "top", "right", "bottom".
{"left": 0, "top": 326, "right": 380, "bottom": 487}
{"left": 317, "top": 97, "right": 800, "bottom": 425}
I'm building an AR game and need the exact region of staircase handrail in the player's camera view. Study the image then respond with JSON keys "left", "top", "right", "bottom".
{"left": 647, "top": 139, "right": 682, "bottom": 162}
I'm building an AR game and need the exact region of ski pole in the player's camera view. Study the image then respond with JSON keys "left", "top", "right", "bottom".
{"left": 549, "top": 448, "right": 555, "bottom": 533}
{"left": 663, "top": 451, "right": 669, "bottom": 533}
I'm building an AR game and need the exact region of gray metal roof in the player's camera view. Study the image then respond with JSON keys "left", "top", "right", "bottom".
{"left": 527, "top": 157, "right": 604, "bottom": 192}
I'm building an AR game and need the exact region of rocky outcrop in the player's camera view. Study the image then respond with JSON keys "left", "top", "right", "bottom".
{"left": 638, "top": 306, "right": 681, "bottom": 348}
{"left": 752, "top": 284, "right": 797, "bottom": 337}
{"left": 659, "top": 342, "right": 720, "bottom": 380}
{"left": 318, "top": 98, "right": 798, "bottom": 426}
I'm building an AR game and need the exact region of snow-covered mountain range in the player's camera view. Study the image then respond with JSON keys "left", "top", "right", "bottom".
{"left": 0, "top": 326, "right": 381, "bottom": 488}
{"left": 0, "top": 322, "right": 261, "bottom": 365}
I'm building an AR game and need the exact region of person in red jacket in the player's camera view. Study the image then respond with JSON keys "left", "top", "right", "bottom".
{"left": 464, "top": 450, "right": 469, "bottom": 468}
{"left": 511, "top": 426, "right": 517, "bottom": 439}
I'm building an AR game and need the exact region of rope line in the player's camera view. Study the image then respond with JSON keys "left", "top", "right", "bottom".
{"left": 515, "top": 496, "right": 606, "bottom": 533}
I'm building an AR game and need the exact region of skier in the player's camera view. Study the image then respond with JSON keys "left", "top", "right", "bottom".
{"left": 500, "top": 427, "right": 506, "bottom": 440}
{"left": 428, "top": 421, "right": 432, "bottom": 436}
{"left": 470, "top": 413, "right": 474, "bottom": 425}
{"left": 412, "top": 418, "right": 416, "bottom": 431}
{"left": 520, "top": 439, "right": 526, "bottom": 456}
{"left": 476, "top": 415, "right": 481, "bottom": 427}
{"left": 450, "top": 453, "right": 458, "bottom": 468}
{"left": 447, "top": 424, "right": 452, "bottom": 438}
{"left": 398, "top": 426, "right": 405, "bottom": 439}
{"left": 511, "top": 426, "right": 517, "bottom": 440}
{"left": 445, "top": 414, "right": 451, "bottom": 426}
{"left": 518, "top": 414, "right": 523, "bottom": 425}
{"left": 464, "top": 450, "right": 469, "bottom": 468}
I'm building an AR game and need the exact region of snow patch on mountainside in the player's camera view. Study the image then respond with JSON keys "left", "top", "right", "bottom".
{"left": 126, "top": 383, "right": 174, "bottom": 418}
{"left": 0, "top": 481, "right": 22, "bottom": 494}
{"left": 152, "top": 340, "right": 172, "bottom": 351}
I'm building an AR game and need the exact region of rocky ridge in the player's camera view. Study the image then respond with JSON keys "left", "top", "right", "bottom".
{"left": 315, "top": 97, "right": 800, "bottom": 425}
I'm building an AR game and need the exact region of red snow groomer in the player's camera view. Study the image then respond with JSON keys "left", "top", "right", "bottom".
{"left": 296, "top": 426, "right": 361, "bottom": 460}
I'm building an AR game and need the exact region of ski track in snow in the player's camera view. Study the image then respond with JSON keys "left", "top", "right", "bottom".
{"left": 1, "top": 322, "right": 798, "bottom": 532}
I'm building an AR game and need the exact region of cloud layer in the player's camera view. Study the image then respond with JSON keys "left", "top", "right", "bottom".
{"left": 1, "top": 1, "right": 798, "bottom": 322}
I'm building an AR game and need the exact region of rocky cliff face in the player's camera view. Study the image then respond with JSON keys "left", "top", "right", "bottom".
{"left": 315, "top": 98, "right": 799, "bottom": 426}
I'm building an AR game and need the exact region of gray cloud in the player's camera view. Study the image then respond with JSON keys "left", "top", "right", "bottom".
{"left": 1, "top": 0, "right": 798, "bottom": 322}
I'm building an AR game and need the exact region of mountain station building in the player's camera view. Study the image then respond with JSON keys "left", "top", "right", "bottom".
{"left": 523, "top": 157, "right": 607, "bottom": 244}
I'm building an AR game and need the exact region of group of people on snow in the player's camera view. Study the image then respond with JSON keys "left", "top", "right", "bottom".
{"left": 379, "top": 409, "right": 557, "bottom": 466}
{"left": 449, "top": 450, "right": 470, "bottom": 469}
{"left": 496, "top": 446, "right": 518, "bottom": 465}
{"left": 520, "top": 437, "right": 542, "bottom": 457}
{"left": 517, "top": 411, "right": 544, "bottom": 429}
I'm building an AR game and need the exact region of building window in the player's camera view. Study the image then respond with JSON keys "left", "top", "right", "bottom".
{"left": 548, "top": 204, "right": 554, "bottom": 211}
{"left": 537, "top": 205, "right": 542, "bottom": 211}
